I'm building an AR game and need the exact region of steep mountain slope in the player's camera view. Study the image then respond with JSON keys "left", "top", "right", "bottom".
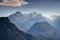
{"left": 27, "top": 22, "right": 60, "bottom": 40}
{"left": 53, "top": 16, "right": 60, "bottom": 31}
{"left": 8, "top": 11, "right": 25, "bottom": 31}
{"left": 0, "top": 17, "right": 37, "bottom": 40}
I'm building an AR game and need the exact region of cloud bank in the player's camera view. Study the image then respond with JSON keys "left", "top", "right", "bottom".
{"left": 0, "top": 0, "right": 29, "bottom": 7}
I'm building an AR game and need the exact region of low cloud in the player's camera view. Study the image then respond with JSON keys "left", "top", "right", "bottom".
{"left": 0, "top": 0, "right": 29, "bottom": 7}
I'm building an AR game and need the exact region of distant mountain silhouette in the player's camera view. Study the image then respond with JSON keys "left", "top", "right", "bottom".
{"left": 0, "top": 17, "right": 37, "bottom": 40}
{"left": 27, "top": 22, "right": 60, "bottom": 40}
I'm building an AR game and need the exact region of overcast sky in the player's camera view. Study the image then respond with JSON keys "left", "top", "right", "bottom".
{"left": 0, "top": 0, "right": 60, "bottom": 17}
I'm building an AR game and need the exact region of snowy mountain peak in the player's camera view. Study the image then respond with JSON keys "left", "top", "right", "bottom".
{"left": 31, "top": 12, "right": 37, "bottom": 15}
{"left": 15, "top": 11, "right": 22, "bottom": 15}
{"left": 35, "top": 13, "right": 43, "bottom": 17}
{"left": 9, "top": 11, "right": 24, "bottom": 19}
{"left": 29, "top": 12, "right": 37, "bottom": 15}
{"left": 9, "top": 11, "right": 24, "bottom": 17}
{"left": 27, "top": 12, "right": 37, "bottom": 18}
{"left": 14, "top": 11, "right": 24, "bottom": 17}
{"left": 38, "top": 13, "right": 42, "bottom": 16}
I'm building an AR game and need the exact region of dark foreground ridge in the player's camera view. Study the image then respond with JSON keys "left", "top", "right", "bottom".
{"left": 0, "top": 17, "right": 37, "bottom": 40}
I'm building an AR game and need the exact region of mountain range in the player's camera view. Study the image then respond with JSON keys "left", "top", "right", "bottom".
{"left": 8, "top": 11, "right": 48, "bottom": 31}
{"left": 0, "top": 17, "right": 37, "bottom": 40}
{"left": 8, "top": 11, "right": 60, "bottom": 40}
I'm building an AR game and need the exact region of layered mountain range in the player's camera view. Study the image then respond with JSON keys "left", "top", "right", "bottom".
{"left": 9, "top": 11, "right": 49, "bottom": 31}
{"left": 8, "top": 11, "right": 60, "bottom": 40}
{"left": 0, "top": 17, "right": 37, "bottom": 40}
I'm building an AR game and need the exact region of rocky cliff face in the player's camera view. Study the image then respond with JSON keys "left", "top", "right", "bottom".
{"left": 0, "top": 17, "right": 37, "bottom": 40}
